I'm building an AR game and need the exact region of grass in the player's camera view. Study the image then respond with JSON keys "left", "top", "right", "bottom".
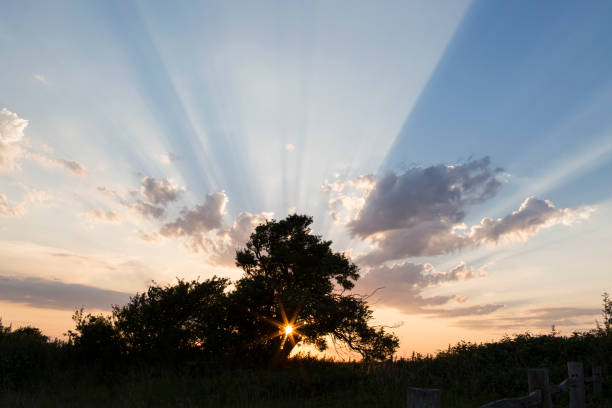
{"left": 1, "top": 322, "right": 611, "bottom": 407}
{"left": 1, "top": 347, "right": 610, "bottom": 407}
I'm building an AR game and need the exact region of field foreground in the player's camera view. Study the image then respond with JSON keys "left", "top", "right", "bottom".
{"left": 1, "top": 331, "right": 610, "bottom": 408}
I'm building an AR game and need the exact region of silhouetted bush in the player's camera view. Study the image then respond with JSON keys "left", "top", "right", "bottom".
{"left": 0, "top": 320, "right": 60, "bottom": 391}
{"left": 67, "top": 309, "right": 124, "bottom": 365}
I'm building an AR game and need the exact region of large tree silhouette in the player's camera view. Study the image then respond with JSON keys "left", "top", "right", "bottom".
{"left": 231, "top": 214, "right": 399, "bottom": 362}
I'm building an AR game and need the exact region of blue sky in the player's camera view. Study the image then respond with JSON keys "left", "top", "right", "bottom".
{"left": 1, "top": 0, "right": 611, "bottom": 354}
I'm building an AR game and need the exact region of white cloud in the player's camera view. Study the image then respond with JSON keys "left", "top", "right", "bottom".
{"left": 0, "top": 194, "right": 25, "bottom": 217}
{"left": 469, "top": 197, "right": 594, "bottom": 244}
{"left": 80, "top": 209, "right": 121, "bottom": 225}
{"left": 0, "top": 108, "right": 28, "bottom": 171}
{"left": 0, "top": 188, "right": 50, "bottom": 218}
{"left": 322, "top": 174, "right": 377, "bottom": 223}
{"left": 26, "top": 152, "right": 87, "bottom": 176}
{"left": 285, "top": 143, "right": 295, "bottom": 151}
{"left": 33, "top": 74, "right": 48, "bottom": 84}
{"left": 208, "top": 211, "right": 273, "bottom": 265}
{"left": 155, "top": 153, "right": 179, "bottom": 164}
{"left": 1, "top": 108, "right": 87, "bottom": 176}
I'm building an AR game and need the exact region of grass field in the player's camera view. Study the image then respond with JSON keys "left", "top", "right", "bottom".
{"left": 1, "top": 332, "right": 610, "bottom": 408}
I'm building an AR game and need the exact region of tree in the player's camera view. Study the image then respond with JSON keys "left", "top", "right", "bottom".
{"left": 596, "top": 291, "right": 611, "bottom": 336}
{"left": 232, "top": 214, "right": 398, "bottom": 362}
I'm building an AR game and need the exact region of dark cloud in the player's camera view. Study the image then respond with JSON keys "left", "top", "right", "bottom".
{"left": 426, "top": 304, "right": 504, "bottom": 318}
{"left": 139, "top": 176, "right": 183, "bottom": 205}
{"left": 56, "top": 158, "right": 86, "bottom": 176}
{"left": 326, "top": 158, "right": 592, "bottom": 265}
{"left": 357, "top": 220, "right": 468, "bottom": 265}
{"left": 159, "top": 191, "right": 228, "bottom": 252}
{"left": 0, "top": 276, "right": 131, "bottom": 311}
{"left": 130, "top": 201, "right": 165, "bottom": 219}
{"left": 347, "top": 157, "right": 502, "bottom": 238}
{"left": 97, "top": 177, "right": 184, "bottom": 221}
{"left": 356, "top": 197, "right": 592, "bottom": 265}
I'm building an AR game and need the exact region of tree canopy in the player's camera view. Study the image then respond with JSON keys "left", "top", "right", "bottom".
{"left": 232, "top": 214, "right": 398, "bottom": 361}
{"left": 69, "top": 214, "right": 399, "bottom": 363}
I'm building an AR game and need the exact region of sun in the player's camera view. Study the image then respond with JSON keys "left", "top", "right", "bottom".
{"left": 285, "top": 325, "right": 293, "bottom": 335}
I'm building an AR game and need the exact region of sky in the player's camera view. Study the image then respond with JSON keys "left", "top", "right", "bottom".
{"left": 1, "top": 0, "right": 611, "bottom": 356}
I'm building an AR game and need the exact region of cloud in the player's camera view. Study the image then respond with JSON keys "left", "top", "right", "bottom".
{"left": 285, "top": 144, "right": 295, "bottom": 151}
{"left": 347, "top": 157, "right": 502, "bottom": 238}
{"left": 155, "top": 153, "right": 180, "bottom": 164}
{"left": 137, "top": 185, "right": 271, "bottom": 263}
{"left": 326, "top": 158, "right": 593, "bottom": 265}
{"left": 130, "top": 201, "right": 165, "bottom": 219}
{"left": 56, "top": 158, "right": 87, "bottom": 176}
{"left": 25, "top": 151, "right": 87, "bottom": 176}
{"left": 0, "top": 108, "right": 28, "bottom": 171}
{"left": 354, "top": 261, "right": 497, "bottom": 316}
{"left": 357, "top": 220, "right": 469, "bottom": 265}
{"left": 426, "top": 303, "right": 504, "bottom": 318}
{"left": 159, "top": 191, "right": 228, "bottom": 251}
{"left": 454, "top": 306, "right": 600, "bottom": 331}
{"left": 0, "top": 108, "right": 86, "bottom": 175}
{"left": 99, "top": 177, "right": 183, "bottom": 220}
{"left": 469, "top": 197, "right": 594, "bottom": 244}
{"left": 33, "top": 74, "right": 48, "bottom": 84}
{"left": 358, "top": 197, "right": 592, "bottom": 265}
{"left": 0, "top": 194, "right": 25, "bottom": 217}
{"left": 80, "top": 209, "right": 120, "bottom": 224}
{"left": 0, "top": 188, "right": 50, "bottom": 218}
{"left": 138, "top": 176, "right": 183, "bottom": 205}
{"left": 0, "top": 276, "right": 131, "bottom": 311}
{"left": 322, "top": 174, "right": 377, "bottom": 223}
{"left": 138, "top": 230, "right": 161, "bottom": 242}
{"left": 208, "top": 211, "right": 273, "bottom": 265}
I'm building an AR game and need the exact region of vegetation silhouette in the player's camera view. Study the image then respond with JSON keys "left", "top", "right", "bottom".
{"left": 1, "top": 295, "right": 611, "bottom": 406}
{"left": 70, "top": 214, "right": 399, "bottom": 365}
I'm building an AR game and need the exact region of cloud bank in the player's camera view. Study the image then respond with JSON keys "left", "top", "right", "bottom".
{"left": 324, "top": 158, "right": 593, "bottom": 265}
{"left": 0, "top": 276, "right": 131, "bottom": 311}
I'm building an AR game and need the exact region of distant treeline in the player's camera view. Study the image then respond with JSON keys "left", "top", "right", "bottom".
{"left": 0, "top": 293, "right": 610, "bottom": 407}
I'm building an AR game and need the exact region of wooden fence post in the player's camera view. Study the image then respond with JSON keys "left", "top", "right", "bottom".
{"left": 568, "top": 361, "right": 586, "bottom": 408}
{"left": 407, "top": 387, "right": 441, "bottom": 408}
{"left": 592, "top": 366, "right": 602, "bottom": 396}
{"left": 528, "top": 368, "right": 553, "bottom": 408}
